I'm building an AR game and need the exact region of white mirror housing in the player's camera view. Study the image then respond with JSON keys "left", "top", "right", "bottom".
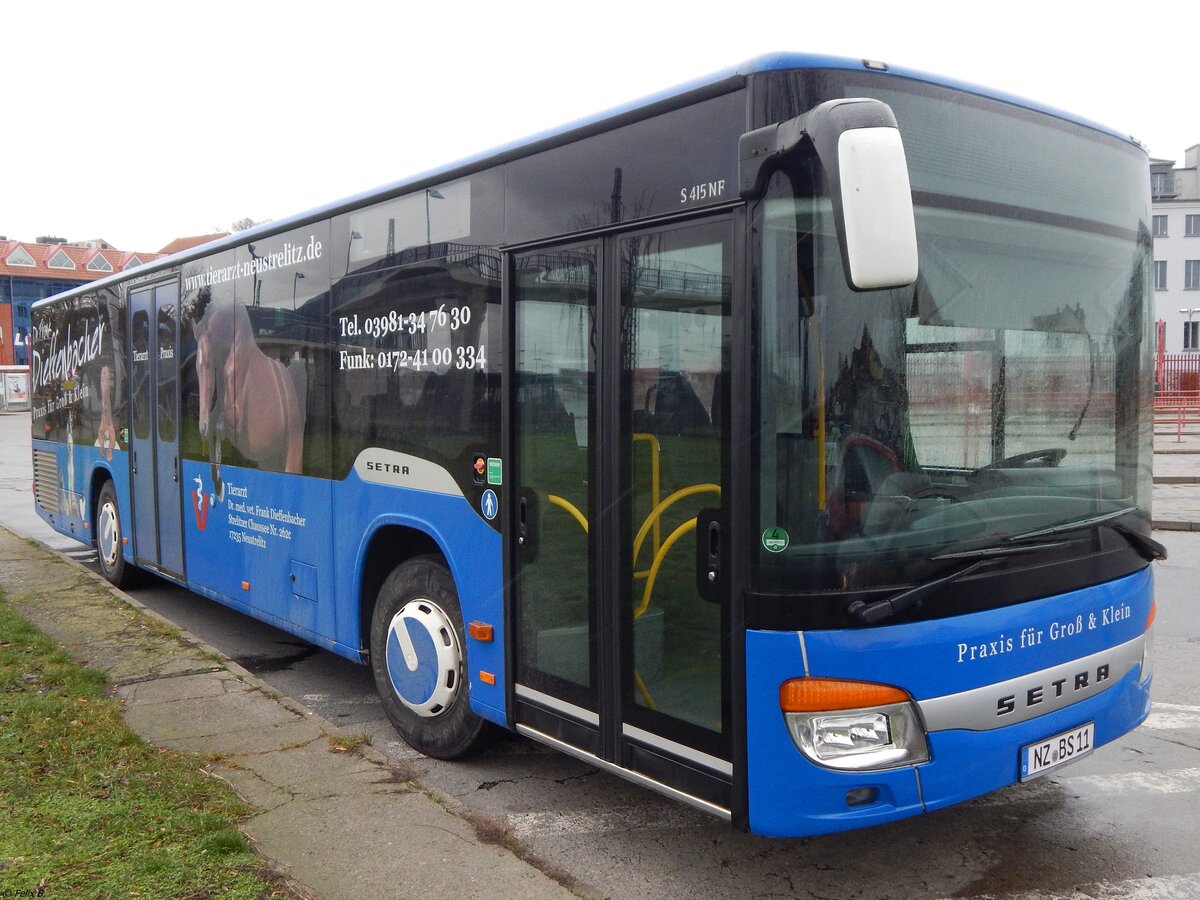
{"left": 739, "top": 98, "right": 920, "bottom": 292}
{"left": 837, "top": 126, "right": 919, "bottom": 289}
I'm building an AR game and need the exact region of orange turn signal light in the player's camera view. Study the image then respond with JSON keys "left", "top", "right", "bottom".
{"left": 1146, "top": 602, "right": 1157, "bottom": 630}
{"left": 479, "top": 671, "right": 496, "bottom": 685}
{"left": 780, "top": 678, "right": 911, "bottom": 713}
{"left": 468, "top": 621, "right": 494, "bottom": 642}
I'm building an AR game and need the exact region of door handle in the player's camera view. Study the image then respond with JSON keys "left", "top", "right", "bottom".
{"left": 706, "top": 520, "right": 721, "bottom": 583}
{"left": 696, "top": 508, "right": 725, "bottom": 604}
{"left": 516, "top": 488, "right": 539, "bottom": 562}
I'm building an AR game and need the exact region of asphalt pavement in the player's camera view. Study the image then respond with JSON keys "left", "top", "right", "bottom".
{"left": 2, "top": 408, "right": 1199, "bottom": 899}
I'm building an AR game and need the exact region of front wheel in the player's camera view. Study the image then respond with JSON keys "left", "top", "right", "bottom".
{"left": 95, "top": 480, "right": 136, "bottom": 588}
{"left": 369, "top": 555, "right": 493, "bottom": 759}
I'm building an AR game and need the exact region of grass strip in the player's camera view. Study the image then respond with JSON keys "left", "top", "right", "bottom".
{"left": 0, "top": 592, "right": 293, "bottom": 897}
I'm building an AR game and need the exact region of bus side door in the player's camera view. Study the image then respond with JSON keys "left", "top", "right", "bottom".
{"left": 129, "top": 280, "right": 184, "bottom": 578}
{"left": 509, "top": 215, "right": 734, "bottom": 814}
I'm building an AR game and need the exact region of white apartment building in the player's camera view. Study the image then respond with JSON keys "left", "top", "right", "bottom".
{"left": 1151, "top": 145, "right": 1200, "bottom": 353}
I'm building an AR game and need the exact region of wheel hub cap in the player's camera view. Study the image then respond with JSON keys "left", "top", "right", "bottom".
{"left": 385, "top": 599, "right": 462, "bottom": 717}
{"left": 98, "top": 501, "right": 119, "bottom": 566}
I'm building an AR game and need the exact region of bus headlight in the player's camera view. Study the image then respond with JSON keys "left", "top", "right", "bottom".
{"left": 780, "top": 678, "right": 930, "bottom": 771}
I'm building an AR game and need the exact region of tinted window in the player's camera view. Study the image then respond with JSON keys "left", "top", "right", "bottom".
{"left": 30, "top": 288, "right": 122, "bottom": 447}
{"left": 180, "top": 227, "right": 331, "bottom": 477}
{"left": 505, "top": 89, "right": 744, "bottom": 241}
{"left": 331, "top": 175, "right": 504, "bottom": 498}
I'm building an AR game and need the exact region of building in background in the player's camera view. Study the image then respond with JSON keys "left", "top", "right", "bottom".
{"left": 1152, "top": 146, "right": 1200, "bottom": 363}
{"left": 0, "top": 235, "right": 226, "bottom": 366}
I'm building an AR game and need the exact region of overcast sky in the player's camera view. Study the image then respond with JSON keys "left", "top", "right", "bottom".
{"left": 4, "top": 0, "right": 1195, "bottom": 252}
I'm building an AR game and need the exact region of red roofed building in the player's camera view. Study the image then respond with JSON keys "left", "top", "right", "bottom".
{"left": 0, "top": 237, "right": 168, "bottom": 365}
{"left": 158, "top": 233, "right": 229, "bottom": 255}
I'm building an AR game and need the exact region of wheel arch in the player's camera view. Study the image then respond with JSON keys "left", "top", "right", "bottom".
{"left": 87, "top": 463, "right": 116, "bottom": 532}
{"left": 357, "top": 522, "right": 447, "bottom": 659}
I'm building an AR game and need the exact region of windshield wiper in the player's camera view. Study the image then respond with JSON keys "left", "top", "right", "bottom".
{"left": 846, "top": 541, "right": 1065, "bottom": 626}
{"left": 847, "top": 508, "right": 1165, "bottom": 627}
{"left": 1006, "top": 506, "right": 1166, "bottom": 562}
{"left": 933, "top": 540, "right": 1074, "bottom": 561}
{"left": 1110, "top": 522, "right": 1168, "bottom": 561}
{"left": 1006, "top": 506, "right": 1138, "bottom": 541}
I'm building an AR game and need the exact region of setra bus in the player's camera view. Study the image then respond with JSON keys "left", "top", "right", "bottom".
{"left": 30, "top": 52, "right": 1162, "bottom": 837}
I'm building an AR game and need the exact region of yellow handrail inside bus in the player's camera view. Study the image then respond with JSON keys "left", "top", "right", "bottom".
{"left": 546, "top": 493, "right": 588, "bottom": 534}
{"left": 633, "top": 670, "right": 656, "bottom": 709}
{"left": 547, "top": 492, "right": 658, "bottom": 710}
{"left": 632, "top": 483, "right": 720, "bottom": 573}
{"left": 815, "top": 313, "right": 827, "bottom": 511}
{"left": 634, "top": 518, "right": 698, "bottom": 619}
{"left": 547, "top": 483, "right": 721, "bottom": 620}
{"left": 633, "top": 433, "right": 661, "bottom": 553}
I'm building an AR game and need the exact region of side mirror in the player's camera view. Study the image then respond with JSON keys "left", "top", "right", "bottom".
{"left": 739, "top": 98, "right": 919, "bottom": 291}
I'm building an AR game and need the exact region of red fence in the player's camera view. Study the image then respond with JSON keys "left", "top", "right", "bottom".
{"left": 1158, "top": 353, "right": 1200, "bottom": 393}
{"left": 1155, "top": 354, "right": 1200, "bottom": 440}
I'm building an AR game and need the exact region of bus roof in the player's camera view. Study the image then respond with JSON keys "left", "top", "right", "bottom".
{"left": 35, "top": 52, "right": 1138, "bottom": 308}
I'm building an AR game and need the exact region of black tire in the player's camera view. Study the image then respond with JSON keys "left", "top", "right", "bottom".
{"left": 95, "top": 480, "right": 137, "bottom": 588}
{"left": 369, "top": 555, "right": 493, "bottom": 759}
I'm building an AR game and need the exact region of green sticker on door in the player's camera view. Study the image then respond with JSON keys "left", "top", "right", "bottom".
{"left": 762, "top": 527, "right": 789, "bottom": 553}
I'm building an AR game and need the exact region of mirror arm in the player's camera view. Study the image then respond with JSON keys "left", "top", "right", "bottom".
{"left": 738, "top": 98, "right": 901, "bottom": 201}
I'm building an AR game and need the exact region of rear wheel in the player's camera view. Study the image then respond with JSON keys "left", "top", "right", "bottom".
{"left": 95, "top": 481, "right": 136, "bottom": 588}
{"left": 369, "top": 555, "right": 493, "bottom": 759}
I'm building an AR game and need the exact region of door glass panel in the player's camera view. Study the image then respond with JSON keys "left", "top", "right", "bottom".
{"left": 156, "top": 286, "right": 178, "bottom": 442}
{"left": 514, "top": 246, "right": 596, "bottom": 699}
{"left": 154, "top": 282, "right": 184, "bottom": 577}
{"left": 131, "top": 306, "right": 151, "bottom": 440}
{"left": 622, "top": 223, "right": 729, "bottom": 736}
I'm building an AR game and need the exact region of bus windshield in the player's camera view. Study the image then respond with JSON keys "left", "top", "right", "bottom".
{"left": 753, "top": 75, "right": 1154, "bottom": 597}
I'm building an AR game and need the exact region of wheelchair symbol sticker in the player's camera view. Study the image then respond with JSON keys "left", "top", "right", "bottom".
{"left": 481, "top": 489, "right": 498, "bottom": 521}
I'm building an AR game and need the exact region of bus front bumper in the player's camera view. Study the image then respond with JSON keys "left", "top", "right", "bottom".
{"left": 744, "top": 568, "right": 1153, "bottom": 837}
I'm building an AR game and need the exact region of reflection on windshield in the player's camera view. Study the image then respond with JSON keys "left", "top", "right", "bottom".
{"left": 754, "top": 176, "right": 1152, "bottom": 589}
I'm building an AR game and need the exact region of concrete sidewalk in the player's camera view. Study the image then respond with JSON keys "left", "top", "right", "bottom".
{"left": 0, "top": 527, "right": 575, "bottom": 900}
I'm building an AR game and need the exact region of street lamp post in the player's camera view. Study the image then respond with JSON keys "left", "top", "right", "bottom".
{"left": 247, "top": 244, "right": 262, "bottom": 306}
{"left": 425, "top": 188, "right": 445, "bottom": 245}
{"left": 345, "top": 231, "right": 362, "bottom": 276}
{"left": 292, "top": 272, "right": 306, "bottom": 310}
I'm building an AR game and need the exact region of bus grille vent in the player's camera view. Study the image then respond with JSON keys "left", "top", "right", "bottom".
{"left": 32, "top": 450, "right": 60, "bottom": 515}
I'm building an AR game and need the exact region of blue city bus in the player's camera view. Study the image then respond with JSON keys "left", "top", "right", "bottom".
{"left": 29, "top": 53, "right": 1161, "bottom": 837}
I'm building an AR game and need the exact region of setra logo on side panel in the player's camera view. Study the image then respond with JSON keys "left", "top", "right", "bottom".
{"left": 352, "top": 448, "right": 463, "bottom": 498}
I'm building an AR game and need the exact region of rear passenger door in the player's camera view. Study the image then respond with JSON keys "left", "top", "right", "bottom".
{"left": 129, "top": 279, "right": 184, "bottom": 577}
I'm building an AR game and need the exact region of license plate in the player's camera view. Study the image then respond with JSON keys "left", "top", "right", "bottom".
{"left": 1020, "top": 721, "right": 1095, "bottom": 781}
